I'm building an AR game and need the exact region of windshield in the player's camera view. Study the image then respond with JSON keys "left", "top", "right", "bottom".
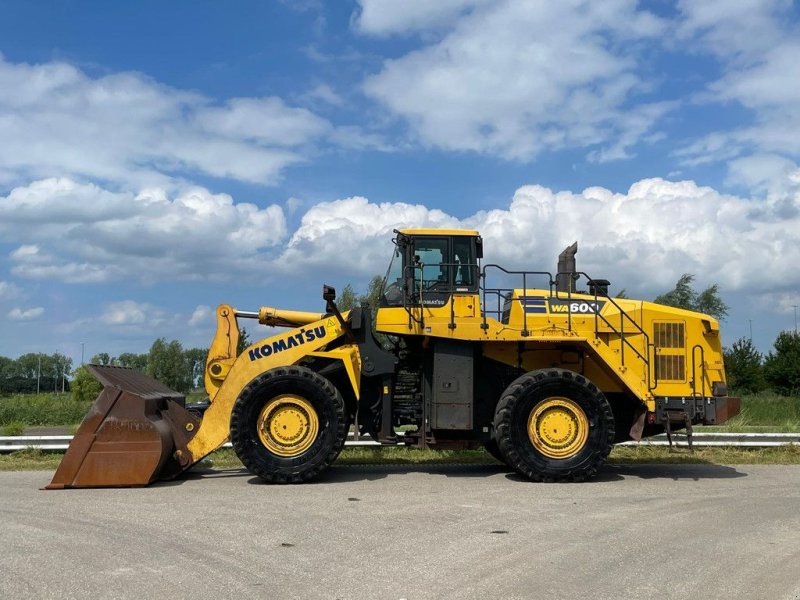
{"left": 380, "top": 247, "right": 404, "bottom": 306}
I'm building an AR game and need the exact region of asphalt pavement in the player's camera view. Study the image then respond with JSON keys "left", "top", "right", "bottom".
{"left": 2, "top": 463, "right": 800, "bottom": 600}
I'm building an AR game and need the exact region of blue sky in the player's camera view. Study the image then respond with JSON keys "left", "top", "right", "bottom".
{"left": 0, "top": 0, "right": 799, "bottom": 364}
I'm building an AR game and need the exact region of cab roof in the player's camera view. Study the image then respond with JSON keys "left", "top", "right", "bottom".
{"left": 397, "top": 228, "right": 480, "bottom": 236}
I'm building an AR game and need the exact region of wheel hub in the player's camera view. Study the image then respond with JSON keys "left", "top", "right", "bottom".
{"left": 257, "top": 395, "right": 319, "bottom": 457}
{"left": 527, "top": 397, "right": 589, "bottom": 459}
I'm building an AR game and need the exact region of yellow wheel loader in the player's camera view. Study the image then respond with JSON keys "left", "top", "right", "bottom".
{"left": 47, "top": 229, "right": 740, "bottom": 488}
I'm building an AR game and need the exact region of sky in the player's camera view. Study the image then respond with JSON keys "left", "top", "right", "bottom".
{"left": 0, "top": 0, "right": 799, "bottom": 365}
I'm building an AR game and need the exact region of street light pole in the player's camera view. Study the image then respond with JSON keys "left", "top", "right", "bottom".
{"left": 748, "top": 319, "right": 753, "bottom": 342}
{"left": 793, "top": 305, "right": 798, "bottom": 335}
{"left": 81, "top": 342, "right": 85, "bottom": 365}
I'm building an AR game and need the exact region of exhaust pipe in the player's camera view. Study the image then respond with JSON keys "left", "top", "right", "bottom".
{"left": 556, "top": 241, "right": 578, "bottom": 293}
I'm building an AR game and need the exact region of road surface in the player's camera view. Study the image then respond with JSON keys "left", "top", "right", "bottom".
{"left": 2, "top": 463, "right": 799, "bottom": 600}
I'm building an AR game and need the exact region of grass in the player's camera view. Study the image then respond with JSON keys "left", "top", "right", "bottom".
{"left": 0, "top": 448, "right": 63, "bottom": 471}
{"left": 4, "top": 444, "right": 800, "bottom": 472}
{"left": 609, "top": 444, "right": 800, "bottom": 465}
{"left": 707, "top": 391, "right": 800, "bottom": 432}
{"left": 1, "top": 390, "right": 799, "bottom": 472}
{"left": 2, "top": 421, "right": 26, "bottom": 436}
{"left": 2, "top": 390, "right": 798, "bottom": 432}
{"left": 0, "top": 393, "right": 92, "bottom": 427}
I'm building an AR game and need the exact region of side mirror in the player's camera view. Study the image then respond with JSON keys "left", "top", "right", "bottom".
{"left": 475, "top": 236, "right": 483, "bottom": 259}
{"left": 322, "top": 285, "right": 336, "bottom": 302}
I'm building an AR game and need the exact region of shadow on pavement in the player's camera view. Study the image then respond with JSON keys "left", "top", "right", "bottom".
{"left": 155, "top": 460, "right": 746, "bottom": 488}
{"left": 606, "top": 463, "right": 747, "bottom": 480}
{"left": 243, "top": 463, "right": 511, "bottom": 485}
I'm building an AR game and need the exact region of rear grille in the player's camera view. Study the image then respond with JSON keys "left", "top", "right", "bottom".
{"left": 656, "top": 354, "right": 685, "bottom": 381}
{"left": 654, "top": 321, "right": 686, "bottom": 381}
{"left": 654, "top": 322, "right": 685, "bottom": 348}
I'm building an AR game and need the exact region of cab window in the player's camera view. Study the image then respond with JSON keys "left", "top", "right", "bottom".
{"left": 452, "top": 237, "right": 476, "bottom": 287}
{"left": 415, "top": 237, "right": 449, "bottom": 290}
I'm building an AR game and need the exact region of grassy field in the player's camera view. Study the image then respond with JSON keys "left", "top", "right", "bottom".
{"left": 2, "top": 390, "right": 798, "bottom": 432}
{"left": 0, "top": 393, "right": 92, "bottom": 429}
{"left": 1, "top": 390, "right": 799, "bottom": 472}
{"left": 3, "top": 444, "right": 800, "bottom": 473}
{"left": 703, "top": 391, "right": 800, "bottom": 432}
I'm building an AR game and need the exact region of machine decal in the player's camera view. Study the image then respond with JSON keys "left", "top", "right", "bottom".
{"left": 547, "top": 299, "right": 606, "bottom": 314}
{"left": 521, "top": 296, "right": 548, "bottom": 314}
{"left": 248, "top": 326, "right": 327, "bottom": 361}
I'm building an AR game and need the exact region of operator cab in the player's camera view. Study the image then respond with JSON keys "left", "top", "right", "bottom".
{"left": 380, "top": 228, "right": 483, "bottom": 308}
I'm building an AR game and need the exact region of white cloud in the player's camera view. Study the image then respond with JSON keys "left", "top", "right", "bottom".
{"left": 277, "top": 172, "right": 800, "bottom": 298}
{"left": 278, "top": 196, "right": 458, "bottom": 276}
{"left": 1, "top": 178, "right": 288, "bottom": 284}
{"left": 189, "top": 305, "right": 213, "bottom": 327}
{"left": 361, "top": 1, "right": 669, "bottom": 161}
{"left": 0, "top": 54, "right": 334, "bottom": 187}
{"left": 675, "top": 2, "right": 800, "bottom": 168}
{"left": 303, "top": 83, "right": 345, "bottom": 107}
{"left": 3, "top": 172, "right": 800, "bottom": 302}
{"left": 100, "top": 301, "right": 164, "bottom": 326}
{"left": 100, "top": 302, "right": 145, "bottom": 326}
{"left": 8, "top": 306, "right": 44, "bottom": 321}
{"left": 675, "top": 0, "right": 790, "bottom": 61}
{"left": 726, "top": 154, "right": 799, "bottom": 194}
{"left": 354, "top": 0, "right": 492, "bottom": 36}
{"left": 0, "top": 281, "right": 22, "bottom": 300}
{"left": 194, "top": 97, "right": 331, "bottom": 146}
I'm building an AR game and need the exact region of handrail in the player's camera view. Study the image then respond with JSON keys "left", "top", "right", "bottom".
{"left": 557, "top": 271, "right": 651, "bottom": 372}
{"left": 691, "top": 344, "right": 706, "bottom": 397}
{"left": 478, "top": 266, "right": 654, "bottom": 392}
{"left": 480, "top": 265, "right": 553, "bottom": 335}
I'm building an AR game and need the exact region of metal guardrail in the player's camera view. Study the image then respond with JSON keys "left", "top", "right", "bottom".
{"left": 1, "top": 433, "right": 799, "bottom": 453}
{"left": 0, "top": 435, "right": 383, "bottom": 453}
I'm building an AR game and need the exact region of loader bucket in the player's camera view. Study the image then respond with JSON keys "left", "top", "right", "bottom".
{"left": 46, "top": 365, "right": 200, "bottom": 489}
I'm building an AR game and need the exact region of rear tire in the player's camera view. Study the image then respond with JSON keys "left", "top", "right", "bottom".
{"left": 494, "top": 369, "right": 614, "bottom": 482}
{"left": 230, "top": 366, "right": 347, "bottom": 484}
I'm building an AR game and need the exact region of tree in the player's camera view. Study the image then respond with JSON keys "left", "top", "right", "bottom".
{"left": 337, "top": 276, "right": 384, "bottom": 311}
{"left": 0, "top": 356, "right": 16, "bottom": 394}
{"left": 337, "top": 284, "right": 359, "bottom": 311}
{"left": 14, "top": 353, "right": 43, "bottom": 379}
{"left": 723, "top": 338, "right": 765, "bottom": 394}
{"left": 71, "top": 365, "right": 103, "bottom": 402}
{"left": 117, "top": 352, "right": 147, "bottom": 371}
{"left": 146, "top": 338, "right": 192, "bottom": 392}
{"left": 236, "top": 328, "right": 252, "bottom": 356}
{"left": 695, "top": 284, "right": 729, "bottom": 321}
{"left": 360, "top": 275, "right": 384, "bottom": 309}
{"left": 654, "top": 273, "right": 729, "bottom": 320}
{"left": 764, "top": 332, "right": 800, "bottom": 396}
{"left": 184, "top": 347, "right": 208, "bottom": 388}
{"left": 91, "top": 352, "right": 114, "bottom": 366}
{"left": 51, "top": 352, "right": 73, "bottom": 393}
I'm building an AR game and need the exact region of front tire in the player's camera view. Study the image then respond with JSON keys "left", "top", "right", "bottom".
{"left": 494, "top": 369, "right": 614, "bottom": 482}
{"left": 230, "top": 366, "right": 347, "bottom": 484}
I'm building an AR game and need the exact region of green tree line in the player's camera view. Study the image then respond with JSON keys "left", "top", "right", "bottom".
{"left": 0, "top": 352, "right": 73, "bottom": 394}
{"left": 70, "top": 339, "right": 209, "bottom": 401}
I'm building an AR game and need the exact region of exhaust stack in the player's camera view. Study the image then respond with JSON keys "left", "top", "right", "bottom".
{"left": 556, "top": 242, "right": 578, "bottom": 293}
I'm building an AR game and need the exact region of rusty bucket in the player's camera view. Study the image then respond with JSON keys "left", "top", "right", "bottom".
{"left": 46, "top": 365, "right": 200, "bottom": 489}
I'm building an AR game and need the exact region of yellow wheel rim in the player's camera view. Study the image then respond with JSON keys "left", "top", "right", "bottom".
{"left": 257, "top": 395, "right": 319, "bottom": 457}
{"left": 527, "top": 397, "right": 589, "bottom": 459}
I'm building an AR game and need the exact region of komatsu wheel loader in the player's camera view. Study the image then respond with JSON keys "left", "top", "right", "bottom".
{"left": 47, "top": 229, "right": 740, "bottom": 488}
